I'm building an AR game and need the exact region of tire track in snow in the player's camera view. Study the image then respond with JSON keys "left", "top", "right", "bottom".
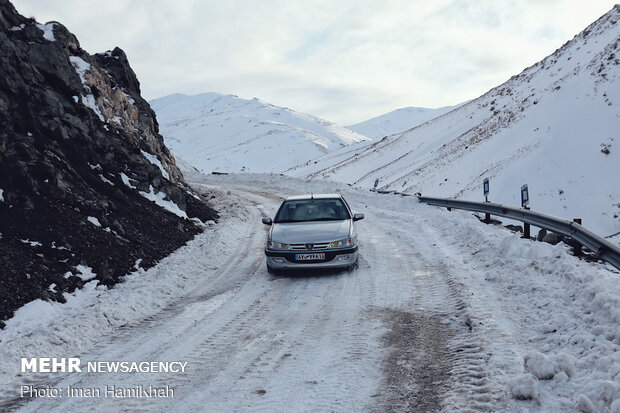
{"left": 408, "top": 217, "right": 518, "bottom": 411}
{"left": 360, "top": 217, "right": 455, "bottom": 412}
{"left": 363, "top": 204, "right": 509, "bottom": 412}
{"left": 432, "top": 261, "right": 506, "bottom": 412}
{"left": 198, "top": 271, "right": 381, "bottom": 413}
{"left": 7, "top": 177, "right": 523, "bottom": 412}
{"left": 185, "top": 180, "right": 388, "bottom": 411}
{"left": 10, "top": 188, "right": 271, "bottom": 413}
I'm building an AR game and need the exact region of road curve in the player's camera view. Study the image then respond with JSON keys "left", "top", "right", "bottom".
{"left": 9, "top": 178, "right": 512, "bottom": 412}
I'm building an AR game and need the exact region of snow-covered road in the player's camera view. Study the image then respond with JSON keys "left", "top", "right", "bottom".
{"left": 1, "top": 173, "right": 619, "bottom": 412}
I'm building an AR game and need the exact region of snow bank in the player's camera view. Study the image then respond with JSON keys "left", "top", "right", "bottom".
{"left": 511, "top": 374, "right": 539, "bottom": 400}
{"left": 413, "top": 200, "right": 620, "bottom": 411}
{"left": 524, "top": 351, "right": 555, "bottom": 380}
{"left": 6, "top": 299, "right": 61, "bottom": 332}
{"left": 497, "top": 235, "right": 557, "bottom": 261}
{"left": 578, "top": 394, "right": 597, "bottom": 413}
{"left": 0, "top": 191, "right": 243, "bottom": 396}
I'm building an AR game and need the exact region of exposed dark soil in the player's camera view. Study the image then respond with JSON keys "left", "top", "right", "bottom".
{"left": 374, "top": 309, "right": 453, "bottom": 413}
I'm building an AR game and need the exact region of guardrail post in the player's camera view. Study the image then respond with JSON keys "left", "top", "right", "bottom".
{"left": 523, "top": 207, "right": 531, "bottom": 239}
{"left": 521, "top": 185, "right": 530, "bottom": 239}
{"left": 484, "top": 195, "right": 490, "bottom": 223}
{"left": 483, "top": 178, "right": 490, "bottom": 223}
{"left": 573, "top": 218, "right": 583, "bottom": 256}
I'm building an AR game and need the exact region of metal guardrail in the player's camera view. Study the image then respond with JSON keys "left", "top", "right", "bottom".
{"left": 368, "top": 189, "right": 620, "bottom": 270}
{"left": 418, "top": 195, "right": 620, "bottom": 271}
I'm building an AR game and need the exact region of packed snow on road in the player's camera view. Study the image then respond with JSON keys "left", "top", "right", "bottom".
{"left": 1, "top": 173, "right": 618, "bottom": 412}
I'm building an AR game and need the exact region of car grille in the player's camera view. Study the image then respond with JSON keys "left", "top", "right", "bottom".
{"left": 289, "top": 242, "right": 331, "bottom": 251}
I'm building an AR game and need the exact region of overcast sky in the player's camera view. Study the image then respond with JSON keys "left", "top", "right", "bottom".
{"left": 12, "top": 0, "right": 616, "bottom": 124}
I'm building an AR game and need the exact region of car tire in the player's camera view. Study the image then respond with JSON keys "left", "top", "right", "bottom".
{"left": 346, "top": 259, "right": 359, "bottom": 272}
{"left": 267, "top": 264, "right": 279, "bottom": 276}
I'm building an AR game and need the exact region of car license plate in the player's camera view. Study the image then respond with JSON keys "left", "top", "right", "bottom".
{"left": 295, "top": 253, "right": 325, "bottom": 261}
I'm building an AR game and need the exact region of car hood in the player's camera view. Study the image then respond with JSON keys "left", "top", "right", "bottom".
{"left": 271, "top": 220, "right": 351, "bottom": 243}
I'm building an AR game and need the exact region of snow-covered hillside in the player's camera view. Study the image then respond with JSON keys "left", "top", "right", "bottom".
{"left": 151, "top": 93, "right": 370, "bottom": 173}
{"left": 347, "top": 104, "right": 461, "bottom": 139}
{"left": 288, "top": 6, "right": 620, "bottom": 236}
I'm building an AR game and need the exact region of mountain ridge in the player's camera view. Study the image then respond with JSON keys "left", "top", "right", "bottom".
{"left": 287, "top": 5, "right": 620, "bottom": 235}
{"left": 151, "top": 92, "right": 371, "bottom": 174}
{"left": 346, "top": 104, "right": 462, "bottom": 139}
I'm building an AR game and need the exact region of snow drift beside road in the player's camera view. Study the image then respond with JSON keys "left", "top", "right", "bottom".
{"left": 1, "top": 173, "right": 618, "bottom": 412}
{"left": 207, "top": 173, "right": 620, "bottom": 412}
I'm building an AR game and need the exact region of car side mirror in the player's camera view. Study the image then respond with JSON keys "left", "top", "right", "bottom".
{"left": 353, "top": 213, "right": 364, "bottom": 221}
{"left": 262, "top": 217, "right": 272, "bottom": 225}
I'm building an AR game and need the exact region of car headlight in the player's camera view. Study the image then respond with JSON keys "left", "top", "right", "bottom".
{"left": 330, "top": 237, "right": 356, "bottom": 248}
{"left": 268, "top": 241, "right": 290, "bottom": 250}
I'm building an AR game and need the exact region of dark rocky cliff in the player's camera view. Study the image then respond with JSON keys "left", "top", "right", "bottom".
{"left": 0, "top": 0, "right": 218, "bottom": 326}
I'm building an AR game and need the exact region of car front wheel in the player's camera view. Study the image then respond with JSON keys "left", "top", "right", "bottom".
{"left": 267, "top": 264, "right": 280, "bottom": 276}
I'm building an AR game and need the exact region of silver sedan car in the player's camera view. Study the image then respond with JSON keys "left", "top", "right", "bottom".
{"left": 262, "top": 194, "right": 364, "bottom": 272}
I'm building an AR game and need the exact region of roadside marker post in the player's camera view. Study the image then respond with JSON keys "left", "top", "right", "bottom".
{"left": 521, "top": 184, "right": 530, "bottom": 238}
{"left": 572, "top": 218, "right": 583, "bottom": 256}
{"left": 483, "top": 178, "right": 490, "bottom": 223}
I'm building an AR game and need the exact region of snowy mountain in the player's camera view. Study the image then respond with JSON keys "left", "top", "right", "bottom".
{"left": 347, "top": 104, "right": 462, "bottom": 139}
{"left": 151, "top": 93, "right": 371, "bottom": 174}
{"left": 288, "top": 5, "right": 620, "bottom": 235}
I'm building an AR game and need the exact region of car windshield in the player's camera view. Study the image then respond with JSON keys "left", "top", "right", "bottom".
{"left": 274, "top": 198, "right": 351, "bottom": 223}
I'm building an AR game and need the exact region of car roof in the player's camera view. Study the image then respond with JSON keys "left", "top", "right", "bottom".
{"left": 284, "top": 193, "right": 342, "bottom": 201}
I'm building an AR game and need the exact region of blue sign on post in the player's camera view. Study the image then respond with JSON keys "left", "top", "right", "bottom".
{"left": 483, "top": 178, "right": 489, "bottom": 197}
{"left": 521, "top": 184, "right": 529, "bottom": 208}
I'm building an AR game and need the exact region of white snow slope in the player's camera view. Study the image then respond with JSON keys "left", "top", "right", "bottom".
{"left": 347, "top": 104, "right": 462, "bottom": 139}
{"left": 150, "top": 93, "right": 370, "bottom": 174}
{"left": 1, "top": 173, "right": 618, "bottom": 412}
{"left": 288, "top": 6, "right": 620, "bottom": 236}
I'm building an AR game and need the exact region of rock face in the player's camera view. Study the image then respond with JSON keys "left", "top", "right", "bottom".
{"left": 0, "top": 0, "right": 218, "bottom": 326}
